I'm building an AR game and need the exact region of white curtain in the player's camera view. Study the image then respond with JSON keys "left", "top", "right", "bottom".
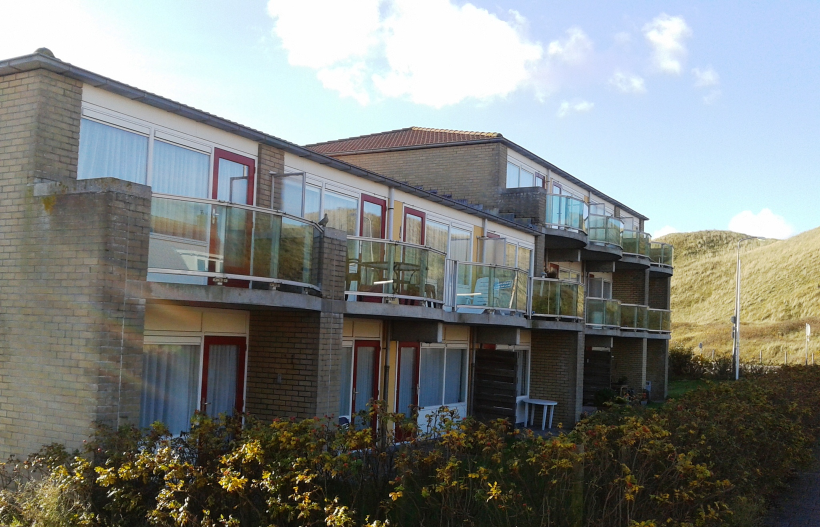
{"left": 449, "top": 228, "right": 471, "bottom": 262}
{"left": 419, "top": 348, "right": 444, "bottom": 407}
{"left": 78, "top": 118, "right": 148, "bottom": 183}
{"left": 443, "top": 349, "right": 466, "bottom": 404}
{"left": 205, "top": 344, "right": 238, "bottom": 417}
{"left": 216, "top": 158, "right": 248, "bottom": 204}
{"left": 152, "top": 140, "right": 209, "bottom": 198}
{"left": 140, "top": 344, "right": 200, "bottom": 434}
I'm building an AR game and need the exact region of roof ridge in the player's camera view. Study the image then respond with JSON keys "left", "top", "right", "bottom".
{"left": 306, "top": 126, "right": 416, "bottom": 147}
{"left": 410, "top": 126, "right": 500, "bottom": 138}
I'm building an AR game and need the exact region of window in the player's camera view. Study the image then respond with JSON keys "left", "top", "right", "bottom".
{"left": 279, "top": 175, "right": 305, "bottom": 216}
{"left": 152, "top": 140, "right": 209, "bottom": 198}
{"left": 339, "top": 346, "right": 353, "bottom": 419}
{"left": 78, "top": 118, "right": 148, "bottom": 184}
{"left": 449, "top": 227, "right": 472, "bottom": 262}
{"left": 403, "top": 208, "right": 425, "bottom": 245}
{"left": 506, "top": 161, "right": 541, "bottom": 188}
{"left": 360, "top": 195, "right": 386, "bottom": 238}
{"left": 304, "top": 185, "right": 321, "bottom": 223}
{"left": 214, "top": 149, "right": 255, "bottom": 205}
{"left": 324, "top": 191, "right": 359, "bottom": 235}
{"left": 426, "top": 220, "right": 449, "bottom": 253}
{"left": 518, "top": 246, "right": 532, "bottom": 273}
{"left": 419, "top": 347, "right": 467, "bottom": 408}
{"left": 588, "top": 276, "right": 612, "bottom": 299}
{"left": 515, "top": 349, "right": 529, "bottom": 397}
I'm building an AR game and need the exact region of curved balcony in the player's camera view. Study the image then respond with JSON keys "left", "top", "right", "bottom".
{"left": 585, "top": 298, "right": 621, "bottom": 329}
{"left": 529, "top": 278, "right": 584, "bottom": 320}
{"left": 583, "top": 214, "right": 623, "bottom": 261}
{"left": 447, "top": 261, "right": 528, "bottom": 315}
{"left": 620, "top": 304, "right": 648, "bottom": 331}
{"left": 647, "top": 308, "right": 672, "bottom": 333}
{"left": 649, "top": 242, "right": 674, "bottom": 277}
{"left": 544, "top": 194, "right": 588, "bottom": 248}
{"left": 345, "top": 237, "right": 446, "bottom": 305}
{"left": 147, "top": 194, "right": 321, "bottom": 289}
{"left": 618, "top": 230, "right": 652, "bottom": 269}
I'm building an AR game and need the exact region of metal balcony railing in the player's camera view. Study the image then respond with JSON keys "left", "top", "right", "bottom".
{"left": 650, "top": 242, "right": 674, "bottom": 267}
{"left": 345, "top": 237, "right": 446, "bottom": 305}
{"left": 545, "top": 194, "right": 587, "bottom": 232}
{"left": 622, "top": 230, "right": 651, "bottom": 257}
{"left": 447, "top": 261, "right": 528, "bottom": 314}
{"left": 587, "top": 214, "right": 623, "bottom": 248}
{"left": 647, "top": 308, "right": 672, "bottom": 332}
{"left": 620, "top": 303, "right": 649, "bottom": 330}
{"left": 148, "top": 194, "right": 321, "bottom": 289}
{"left": 529, "top": 277, "right": 584, "bottom": 319}
{"left": 586, "top": 298, "right": 622, "bottom": 328}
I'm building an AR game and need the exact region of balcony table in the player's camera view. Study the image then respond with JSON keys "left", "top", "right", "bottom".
{"left": 522, "top": 398, "right": 557, "bottom": 431}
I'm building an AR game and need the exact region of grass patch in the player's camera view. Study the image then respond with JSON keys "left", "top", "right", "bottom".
{"left": 667, "top": 378, "right": 711, "bottom": 399}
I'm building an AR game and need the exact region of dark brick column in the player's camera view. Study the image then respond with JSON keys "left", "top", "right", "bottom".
{"left": 256, "top": 143, "right": 285, "bottom": 209}
{"left": 612, "top": 337, "right": 646, "bottom": 391}
{"left": 646, "top": 339, "right": 668, "bottom": 401}
{"left": 530, "top": 330, "right": 584, "bottom": 426}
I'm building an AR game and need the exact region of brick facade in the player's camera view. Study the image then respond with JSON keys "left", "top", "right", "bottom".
{"left": 648, "top": 276, "right": 670, "bottom": 310}
{"left": 612, "top": 269, "right": 648, "bottom": 305}
{"left": 336, "top": 143, "right": 507, "bottom": 214}
{"left": 0, "top": 69, "right": 151, "bottom": 457}
{"left": 530, "top": 330, "right": 584, "bottom": 426}
{"left": 646, "top": 339, "right": 668, "bottom": 401}
{"left": 257, "top": 143, "right": 285, "bottom": 209}
{"left": 611, "top": 337, "right": 646, "bottom": 390}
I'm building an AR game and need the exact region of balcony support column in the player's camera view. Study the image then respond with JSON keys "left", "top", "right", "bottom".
{"left": 646, "top": 339, "right": 668, "bottom": 402}
{"left": 611, "top": 337, "right": 647, "bottom": 394}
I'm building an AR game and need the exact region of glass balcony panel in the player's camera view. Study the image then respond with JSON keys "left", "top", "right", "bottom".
{"left": 452, "top": 263, "right": 526, "bottom": 313}
{"left": 530, "top": 279, "right": 582, "bottom": 318}
{"left": 586, "top": 298, "right": 621, "bottom": 327}
{"left": 650, "top": 242, "right": 674, "bottom": 266}
{"left": 148, "top": 196, "right": 321, "bottom": 288}
{"left": 588, "top": 215, "right": 624, "bottom": 247}
{"left": 647, "top": 308, "right": 671, "bottom": 332}
{"left": 622, "top": 230, "right": 652, "bottom": 256}
{"left": 546, "top": 194, "right": 586, "bottom": 231}
{"left": 346, "top": 238, "right": 446, "bottom": 303}
{"left": 515, "top": 270, "right": 528, "bottom": 312}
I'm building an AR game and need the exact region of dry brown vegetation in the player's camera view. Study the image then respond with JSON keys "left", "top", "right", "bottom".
{"left": 659, "top": 227, "right": 820, "bottom": 363}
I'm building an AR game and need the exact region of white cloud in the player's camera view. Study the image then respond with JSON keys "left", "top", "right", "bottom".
{"left": 609, "top": 71, "right": 646, "bottom": 94}
{"left": 267, "top": 0, "right": 543, "bottom": 107}
{"left": 557, "top": 99, "right": 594, "bottom": 118}
{"left": 692, "top": 67, "right": 719, "bottom": 87}
{"left": 643, "top": 14, "right": 691, "bottom": 74}
{"left": 547, "top": 27, "right": 593, "bottom": 65}
{"left": 728, "top": 209, "right": 795, "bottom": 239}
{"left": 653, "top": 225, "right": 679, "bottom": 238}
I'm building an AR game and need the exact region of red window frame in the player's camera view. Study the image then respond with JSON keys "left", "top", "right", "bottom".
{"left": 403, "top": 207, "right": 426, "bottom": 245}
{"left": 213, "top": 148, "right": 256, "bottom": 205}
{"left": 360, "top": 194, "right": 387, "bottom": 239}
{"left": 352, "top": 340, "right": 381, "bottom": 415}
{"left": 201, "top": 336, "right": 247, "bottom": 415}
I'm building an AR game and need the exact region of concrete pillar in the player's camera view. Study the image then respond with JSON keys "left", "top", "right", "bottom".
{"left": 530, "top": 330, "right": 585, "bottom": 426}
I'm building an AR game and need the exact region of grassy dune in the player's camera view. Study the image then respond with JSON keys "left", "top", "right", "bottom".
{"left": 660, "top": 227, "right": 820, "bottom": 363}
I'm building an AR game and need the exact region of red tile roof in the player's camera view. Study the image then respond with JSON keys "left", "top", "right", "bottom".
{"left": 307, "top": 127, "right": 501, "bottom": 155}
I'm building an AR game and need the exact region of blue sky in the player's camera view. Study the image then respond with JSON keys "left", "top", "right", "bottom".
{"left": 3, "top": 0, "right": 818, "bottom": 238}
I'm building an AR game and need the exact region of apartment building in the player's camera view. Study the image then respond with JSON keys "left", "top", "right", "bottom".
{"left": 308, "top": 127, "right": 674, "bottom": 408}
{"left": 0, "top": 50, "right": 672, "bottom": 458}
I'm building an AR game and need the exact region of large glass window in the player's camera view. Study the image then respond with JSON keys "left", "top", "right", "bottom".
{"left": 280, "top": 175, "right": 305, "bottom": 216}
{"left": 140, "top": 344, "right": 200, "bottom": 434}
{"left": 325, "top": 191, "right": 358, "bottom": 235}
{"left": 361, "top": 196, "right": 385, "bottom": 238}
{"left": 152, "top": 140, "right": 209, "bottom": 198}
{"left": 518, "top": 247, "right": 532, "bottom": 273}
{"left": 304, "top": 185, "right": 321, "bottom": 223}
{"left": 449, "top": 227, "right": 472, "bottom": 262}
{"left": 339, "top": 346, "right": 353, "bottom": 419}
{"left": 426, "top": 220, "right": 449, "bottom": 253}
{"left": 519, "top": 168, "right": 535, "bottom": 188}
{"left": 588, "top": 277, "right": 612, "bottom": 299}
{"left": 78, "top": 118, "right": 148, "bottom": 184}
{"left": 506, "top": 162, "right": 519, "bottom": 188}
{"left": 419, "top": 347, "right": 467, "bottom": 407}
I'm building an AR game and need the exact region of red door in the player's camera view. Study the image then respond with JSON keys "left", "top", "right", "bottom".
{"left": 209, "top": 149, "right": 256, "bottom": 287}
{"left": 201, "top": 336, "right": 247, "bottom": 417}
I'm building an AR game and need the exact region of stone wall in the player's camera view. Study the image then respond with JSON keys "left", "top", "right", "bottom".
{"left": 530, "top": 330, "right": 584, "bottom": 426}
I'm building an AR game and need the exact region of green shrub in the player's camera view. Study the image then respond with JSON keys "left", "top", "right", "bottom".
{"left": 4, "top": 367, "right": 820, "bottom": 526}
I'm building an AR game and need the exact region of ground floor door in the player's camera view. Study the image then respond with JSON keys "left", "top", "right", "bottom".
{"left": 583, "top": 348, "right": 612, "bottom": 405}
{"left": 352, "top": 340, "right": 380, "bottom": 426}
{"left": 395, "top": 342, "right": 420, "bottom": 440}
{"left": 472, "top": 348, "right": 517, "bottom": 422}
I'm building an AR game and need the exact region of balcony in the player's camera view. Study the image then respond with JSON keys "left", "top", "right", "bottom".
{"left": 147, "top": 194, "right": 321, "bottom": 289}
{"left": 345, "top": 237, "right": 446, "bottom": 305}
{"left": 543, "top": 194, "right": 588, "bottom": 248}
{"left": 647, "top": 308, "right": 672, "bottom": 333}
{"left": 448, "top": 261, "right": 528, "bottom": 315}
{"left": 620, "top": 303, "right": 648, "bottom": 331}
{"left": 529, "top": 278, "right": 584, "bottom": 320}
{"left": 649, "top": 242, "right": 674, "bottom": 277}
{"left": 583, "top": 214, "right": 623, "bottom": 261}
{"left": 585, "top": 298, "right": 621, "bottom": 329}
{"left": 617, "top": 229, "right": 652, "bottom": 270}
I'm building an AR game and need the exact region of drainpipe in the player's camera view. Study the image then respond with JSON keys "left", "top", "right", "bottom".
{"left": 388, "top": 187, "right": 395, "bottom": 240}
